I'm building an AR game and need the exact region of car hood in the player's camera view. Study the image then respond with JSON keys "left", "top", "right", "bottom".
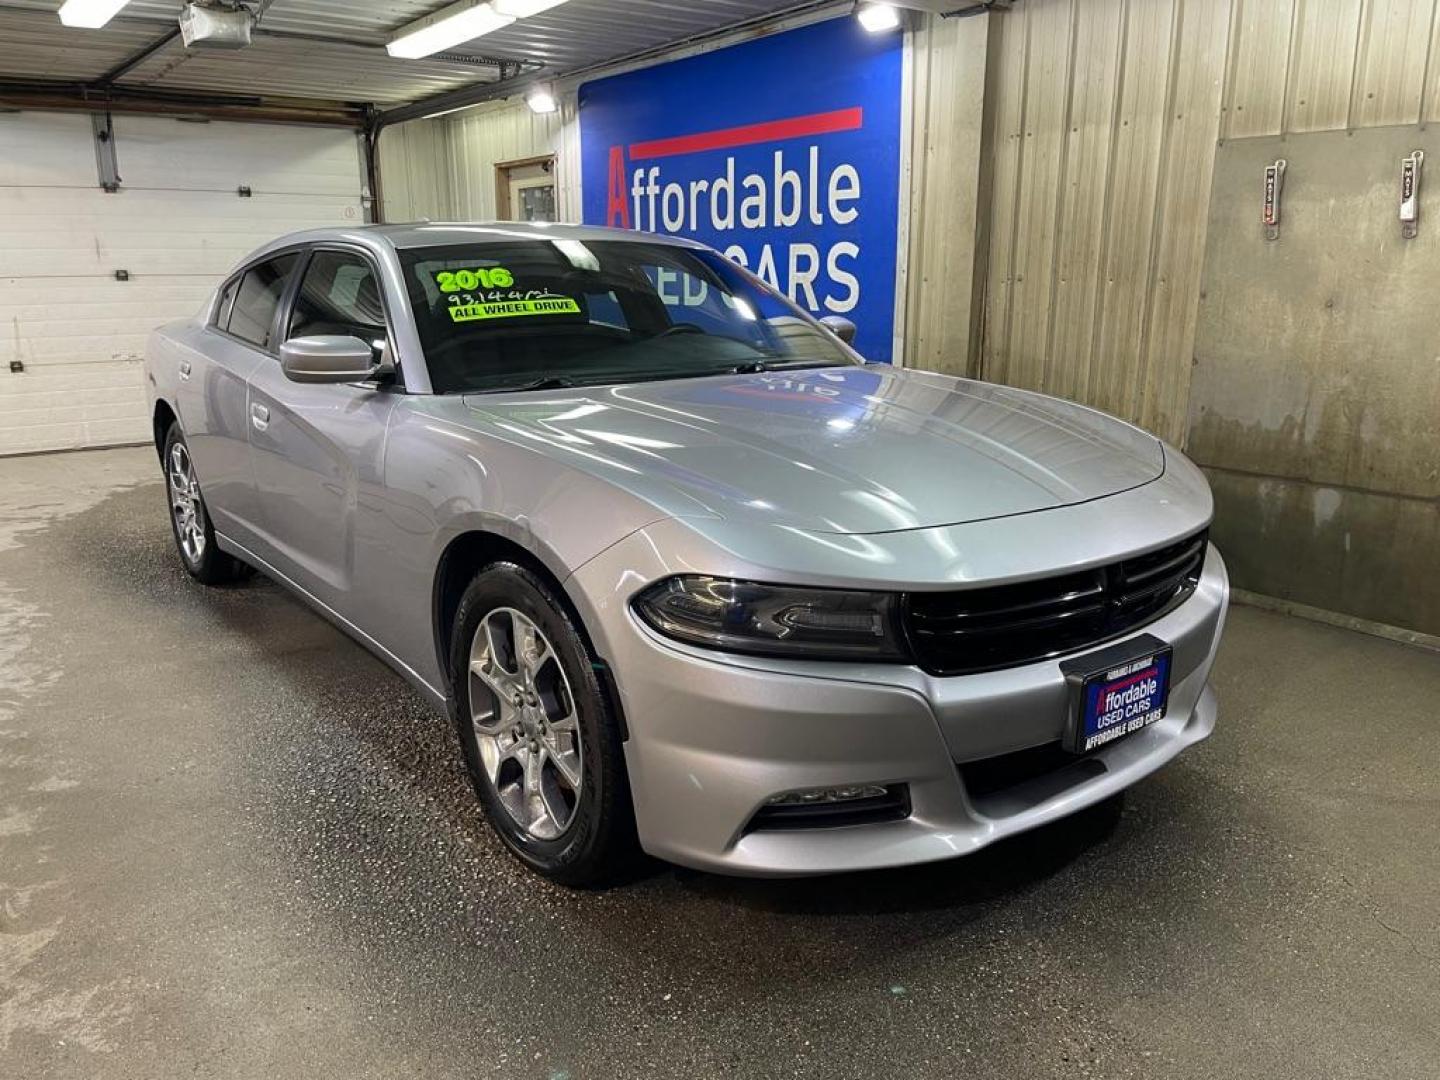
{"left": 458, "top": 366, "right": 1164, "bottom": 536}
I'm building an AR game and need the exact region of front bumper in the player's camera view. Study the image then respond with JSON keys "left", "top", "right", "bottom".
{"left": 569, "top": 541, "right": 1229, "bottom": 877}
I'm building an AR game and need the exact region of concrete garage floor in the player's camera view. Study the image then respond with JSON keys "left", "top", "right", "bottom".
{"left": 1, "top": 448, "right": 1437, "bottom": 1080}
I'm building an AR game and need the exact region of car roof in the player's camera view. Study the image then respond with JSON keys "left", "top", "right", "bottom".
{"left": 270, "top": 221, "right": 711, "bottom": 252}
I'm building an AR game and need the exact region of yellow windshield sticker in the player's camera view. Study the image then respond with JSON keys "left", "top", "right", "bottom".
{"left": 448, "top": 297, "right": 581, "bottom": 322}
{"left": 436, "top": 267, "right": 514, "bottom": 293}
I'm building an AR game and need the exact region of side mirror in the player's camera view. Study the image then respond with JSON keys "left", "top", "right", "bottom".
{"left": 819, "top": 315, "right": 857, "bottom": 345}
{"left": 279, "top": 335, "right": 380, "bottom": 384}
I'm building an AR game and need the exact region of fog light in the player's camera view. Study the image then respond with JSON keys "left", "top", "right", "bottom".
{"left": 766, "top": 784, "right": 889, "bottom": 806}
{"left": 748, "top": 783, "right": 911, "bottom": 832}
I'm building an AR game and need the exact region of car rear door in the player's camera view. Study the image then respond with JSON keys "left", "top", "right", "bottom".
{"left": 244, "top": 245, "right": 399, "bottom": 615}
{"left": 180, "top": 251, "right": 299, "bottom": 548}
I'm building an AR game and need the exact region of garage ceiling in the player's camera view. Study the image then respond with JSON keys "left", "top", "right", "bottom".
{"left": 0, "top": 0, "right": 822, "bottom": 111}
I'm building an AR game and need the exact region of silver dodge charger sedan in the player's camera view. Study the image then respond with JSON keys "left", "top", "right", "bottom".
{"left": 145, "top": 222, "right": 1228, "bottom": 885}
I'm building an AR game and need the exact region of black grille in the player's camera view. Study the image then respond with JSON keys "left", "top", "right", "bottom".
{"left": 903, "top": 530, "right": 1207, "bottom": 676}
{"left": 959, "top": 742, "right": 1106, "bottom": 805}
{"left": 745, "top": 786, "right": 910, "bottom": 833}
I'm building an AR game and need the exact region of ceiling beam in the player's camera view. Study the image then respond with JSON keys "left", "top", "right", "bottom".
{"left": 0, "top": 79, "right": 367, "bottom": 126}
{"left": 94, "top": 26, "right": 181, "bottom": 87}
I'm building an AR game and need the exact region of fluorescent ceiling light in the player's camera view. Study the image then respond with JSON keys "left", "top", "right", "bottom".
{"left": 493, "top": 0, "right": 569, "bottom": 16}
{"left": 418, "top": 102, "right": 482, "bottom": 120}
{"left": 388, "top": 0, "right": 571, "bottom": 60}
{"left": 58, "top": 0, "right": 132, "bottom": 29}
{"left": 387, "top": 0, "right": 515, "bottom": 60}
{"left": 856, "top": 3, "right": 900, "bottom": 33}
{"left": 526, "top": 84, "right": 558, "bottom": 113}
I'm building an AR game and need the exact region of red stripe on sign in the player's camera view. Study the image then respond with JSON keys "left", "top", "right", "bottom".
{"left": 627, "top": 107, "right": 864, "bottom": 160}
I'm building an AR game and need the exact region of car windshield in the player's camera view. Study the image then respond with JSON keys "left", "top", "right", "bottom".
{"left": 398, "top": 237, "right": 861, "bottom": 393}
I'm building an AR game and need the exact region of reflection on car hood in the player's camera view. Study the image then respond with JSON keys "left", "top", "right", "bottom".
{"left": 459, "top": 366, "right": 1164, "bottom": 536}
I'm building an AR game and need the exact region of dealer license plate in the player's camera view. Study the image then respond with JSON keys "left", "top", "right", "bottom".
{"left": 1060, "top": 634, "right": 1173, "bottom": 754}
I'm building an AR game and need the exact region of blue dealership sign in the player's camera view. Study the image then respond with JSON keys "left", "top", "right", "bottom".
{"left": 578, "top": 18, "right": 903, "bottom": 362}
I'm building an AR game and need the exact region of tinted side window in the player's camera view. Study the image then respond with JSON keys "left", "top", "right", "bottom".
{"left": 287, "top": 251, "right": 387, "bottom": 346}
{"left": 213, "top": 277, "right": 239, "bottom": 328}
{"left": 225, "top": 253, "right": 298, "bottom": 349}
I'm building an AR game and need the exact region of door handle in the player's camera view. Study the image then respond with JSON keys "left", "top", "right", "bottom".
{"left": 250, "top": 402, "right": 269, "bottom": 432}
{"left": 178, "top": 359, "right": 192, "bottom": 380}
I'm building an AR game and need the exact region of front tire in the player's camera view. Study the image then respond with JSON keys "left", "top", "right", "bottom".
{"left": 162, "top": 422, "right": 252, "bottom": 586}
{"left": 450, "top": 562, "right": 634, "bottom": 886}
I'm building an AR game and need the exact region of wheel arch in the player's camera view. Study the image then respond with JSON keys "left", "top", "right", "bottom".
{"left": 152, "top": 399, "right": 178, "bottom": 461}
{"left": 433, "top": 529, "right": 629, "bottom": 741}
{"left": 431, "top": 530, "right": 618, "bottom": 712}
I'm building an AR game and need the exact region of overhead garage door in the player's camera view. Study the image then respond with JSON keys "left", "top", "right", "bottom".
{"left": 0, "top": 112, "right": 365, "bottom": 456}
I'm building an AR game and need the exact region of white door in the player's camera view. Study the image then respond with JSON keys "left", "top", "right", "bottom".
{"left": 0, "top": 111, "right": 365, "bottom": 455}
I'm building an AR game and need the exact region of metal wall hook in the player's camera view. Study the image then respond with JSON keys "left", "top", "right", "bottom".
{"left": 1400, "top": 150, "right": 1423, "bottom": 240}
{"left": 1263, "top": 159, "right": 1286, "bottom": 241}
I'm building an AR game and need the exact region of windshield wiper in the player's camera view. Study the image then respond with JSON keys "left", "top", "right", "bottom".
{"left": 472, "top": 375, "right": 577, "bottom": 394}
{"left": 726, "top": 358, "right": 849, "bottom": 375}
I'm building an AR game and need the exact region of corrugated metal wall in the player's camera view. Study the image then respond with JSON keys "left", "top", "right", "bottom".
{"left": 379, "top": 95, "right": 582, "bottom": 223}
{"left": 445, "top": 97, "right": 578, "bottom": 220}
{"left": 975, "top": 0, "right": 1440, "bottom": 444}
{"left": 377, "top": 119, "right": 453, "bottom": 222}
{"left": 980, "top": 0, "right": 1229, "bottom": 444}
{"left": 900, "top": 11, "right": 993, "bottom": 377}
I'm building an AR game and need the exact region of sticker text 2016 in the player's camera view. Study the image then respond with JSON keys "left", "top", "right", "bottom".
{"left": 435, "top": 267, "right": 515, "bottom": 293}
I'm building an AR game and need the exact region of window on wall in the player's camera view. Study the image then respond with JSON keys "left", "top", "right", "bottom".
{"left": 513, "top": 180, "right": 557, "bottom": 222}
{"left": 225, "top": 254, "right": 299, "bottom": 349}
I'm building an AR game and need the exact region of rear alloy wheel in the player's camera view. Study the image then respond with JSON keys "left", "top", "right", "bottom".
{"left": 451, "top": 563, "right": 634, "bottom": 885}
{"left": 167, "top": 440, "right": 207, "bottom": 564}
{"left": 162, "top": 422, "right": 252, "bottom": 586}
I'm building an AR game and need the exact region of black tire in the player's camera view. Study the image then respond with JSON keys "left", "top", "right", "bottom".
{"left": 450, "top": 562, "right": 635, "bottom": 886}
{"left": 161, "top": 422, "right": 253, "bottom": 586}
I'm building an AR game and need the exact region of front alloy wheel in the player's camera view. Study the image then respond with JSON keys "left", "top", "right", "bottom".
{"left": 468, "top": 607, "right": 584, "bottom": 840}
{"left": 449, "top": 562, "right": 634, "bottom": 885}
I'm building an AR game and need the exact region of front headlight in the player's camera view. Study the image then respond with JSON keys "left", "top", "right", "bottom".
{"left": 632, "top": 576, "right": 909, "bottom": 661}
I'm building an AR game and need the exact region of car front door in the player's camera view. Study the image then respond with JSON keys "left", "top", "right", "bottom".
{"left": 181, "top": 252, "right": 299, "bottom": 548}
{"left": 244, "top": 246, "right": 399, "bottom": 615}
